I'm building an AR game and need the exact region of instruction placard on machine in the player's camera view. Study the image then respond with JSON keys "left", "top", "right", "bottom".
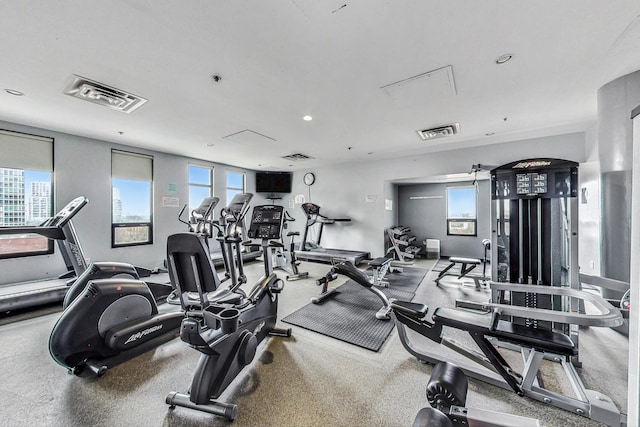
{"left": 516, "top": 173, "right": 547, "bottom": 195}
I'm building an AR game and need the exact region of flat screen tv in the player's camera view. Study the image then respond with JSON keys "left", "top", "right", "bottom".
{"left": 255, "top": 172, "right": 292, "bottom": 194}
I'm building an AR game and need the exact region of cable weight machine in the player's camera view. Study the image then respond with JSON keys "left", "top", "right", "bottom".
{"left": 490, "top": 158, "right": 581, "bottom": 360}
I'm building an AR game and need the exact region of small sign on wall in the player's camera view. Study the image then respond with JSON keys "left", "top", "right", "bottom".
{"left": 167, "top": 182, "right": 178, "bottom": 194}
{"left": 365, "top": 194, "right": 377, "bottom": 203}
{"left": 385, "top": 199, "right": 393, "bottom": 210}
{"left": 162, "top": 196, "right": 180, "bottom": 208}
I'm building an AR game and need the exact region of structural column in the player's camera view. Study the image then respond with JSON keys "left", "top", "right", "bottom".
{"left": 597, "top": 70, "right": 640, "bottom": 283}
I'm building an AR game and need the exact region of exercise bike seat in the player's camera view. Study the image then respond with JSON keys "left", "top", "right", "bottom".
{"left": 286, "top": 231, "right": 300, "bottom": 237}
{"left": 433, "top": 307, "right": 577, "bottom": 356}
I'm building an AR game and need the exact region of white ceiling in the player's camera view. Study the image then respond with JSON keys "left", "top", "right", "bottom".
{"left": 1, "top": 1, "right": 640, "bottom": 171}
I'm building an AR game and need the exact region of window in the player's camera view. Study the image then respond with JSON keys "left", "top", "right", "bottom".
{"left": 446, "top": 186, "right": 477, "bottom": 236}
{"left": 0, "top": 130, "right": 54, "bottom": 259}
{"left": 111, "top": 150, "right": 153, "bottom": 247}
{"left": 189, "top": 165, "right": 213, "bottom": 211}
{"left": 226, "top": 170, "right": 245, "bottom": 202}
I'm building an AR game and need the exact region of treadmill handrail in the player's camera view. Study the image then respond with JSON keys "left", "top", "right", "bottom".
{"left": 488, "top": 281, "right": 623, "bottom": 327}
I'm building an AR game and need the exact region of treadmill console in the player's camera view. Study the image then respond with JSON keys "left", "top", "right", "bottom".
{"left": 301, "top": 202, "right": 321, "bottom": 218}
{"left": 42, "top": 196, "right": 89, "bottom": 228}
{"left": 248, "top": 205, "right": 284, "bottom": 239}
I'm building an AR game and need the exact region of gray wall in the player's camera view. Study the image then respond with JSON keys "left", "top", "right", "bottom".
{"left": 397, "top": 180, "right": 491, "bottom": 259}
{"left": 0, "top": 120, "right": 263, "bottom": 285}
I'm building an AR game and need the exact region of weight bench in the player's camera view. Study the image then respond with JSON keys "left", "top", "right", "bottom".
{"left": 435, "top": 257, "right": 486, "bottom": 288}
{"left": 368, "top": 256, "right": 401, "bottom": 288}
{"left": 435, "top": 239, "right": 491, "bottom": 289}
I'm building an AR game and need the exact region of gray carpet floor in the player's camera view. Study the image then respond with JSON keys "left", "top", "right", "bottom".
{"left": 0, "top": 258, "right": 629, "bottom": 426}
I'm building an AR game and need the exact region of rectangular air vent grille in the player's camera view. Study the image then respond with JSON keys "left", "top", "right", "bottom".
{"left": 63, "top": 75, "right": 148, "bottom": 113}
{"left": 417, "top": 122, "right": 460, "bottom": 141}
{"left": 282, "top": 153, "right": 315, "bottom": 161}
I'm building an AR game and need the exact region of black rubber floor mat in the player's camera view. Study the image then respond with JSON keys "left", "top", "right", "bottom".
{"left": 282, "top": 267, "right": 427, "bottom": 351}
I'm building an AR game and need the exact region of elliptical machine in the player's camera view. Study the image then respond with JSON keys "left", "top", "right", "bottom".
{"left": 49, "top": 266, "right": 183, "bottom": 377}
{"left": 165, "top": 204, "right": 292, "bottom": 420}
{"left": 216, "top": 193, "right": 255, "bottom": 289}
{"left": 273, "top": 210, "right": 309, "bottom": 281}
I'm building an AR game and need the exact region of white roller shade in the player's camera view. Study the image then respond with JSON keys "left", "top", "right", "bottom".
{"left": 0, "top": 130, "right": 53, "bottom": 171}
{"left": 111, "top": 150, "right": 152, "bottom": 181}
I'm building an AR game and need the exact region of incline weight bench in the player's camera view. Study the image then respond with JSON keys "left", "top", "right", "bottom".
{"left": 435, "top": 239, "right": 490, "bottom": 289}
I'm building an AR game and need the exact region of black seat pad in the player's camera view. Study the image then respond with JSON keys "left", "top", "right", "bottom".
{"left": 369, "top": 257, "right": 392, "bottom": 268}
{"left": 433, "top": 307, "right": 577, "bottom": 356}
{"left": 448, "top": 257, "right": 481, "bottom": 265}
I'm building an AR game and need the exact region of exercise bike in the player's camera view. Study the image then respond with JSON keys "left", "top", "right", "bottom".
{"left": 165, "top": 204, "right": 291, "bottom": 420}
{"left": 273, "top": 210, "right": 309, "bottom": 281}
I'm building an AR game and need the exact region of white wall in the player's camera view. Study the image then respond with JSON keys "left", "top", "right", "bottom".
{"left": 289, "top": 132, "right": 587, "bottom": 257}
{"left": 0, "top": 120, "right": 260, "bottom": 285}
{"left": 0, "top": 119, "right": 587, "bottom": 285}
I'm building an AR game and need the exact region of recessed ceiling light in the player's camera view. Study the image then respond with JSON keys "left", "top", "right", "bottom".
{"left": 485, "top": 132, "right": 495, "bottom": 136}
{"left": 303, "top": 115, "right": 313, "bottom": 121}
{"left": 5, "top": 89, "right": 24, "bottom": 96}
{"left": 206, "top": 143, "right": 215, "bottom": 147}
{"left": 495, "top": 54, "right": 514, "bottom": 64}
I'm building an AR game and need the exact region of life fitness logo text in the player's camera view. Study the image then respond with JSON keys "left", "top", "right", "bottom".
{"left": 512, "top": 160, "right": 552, "bottom": 169}
{"left": 124, "top": 324, "right": 163, "bottom": 345}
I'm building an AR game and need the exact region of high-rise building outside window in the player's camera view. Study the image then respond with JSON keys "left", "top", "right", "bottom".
{"left": 111, "top": 150, "right": 154, "bottom": 247}
{"left": 0, "top": 130, "right": 54, "bottom": 259}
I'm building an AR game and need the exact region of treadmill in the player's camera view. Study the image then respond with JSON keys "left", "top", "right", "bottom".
{"left": 0, "top": 196, "right": 90, "bottom": 312}
{"left": 296, "top": 202, "right": 370, "bottom": 265}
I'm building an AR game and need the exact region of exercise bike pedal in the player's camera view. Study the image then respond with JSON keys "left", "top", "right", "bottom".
{"left": 266, "top": 278, "right": 284, "bottom": 293}
{"left": 85, "top": 359, "right": 108, "bottom": 377}
{"left": 166, "top": 391, "right": 238, "bottom": 420}
{"left": 269, "top": 327, "right": 292, "bottom": 337}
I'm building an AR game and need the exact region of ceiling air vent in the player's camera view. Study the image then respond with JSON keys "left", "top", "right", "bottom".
{"left": 281, "top": 153, "right": 315, "bottom": 161}
{"left": 63, "top": 75, "right": 148, "bottom": 113}
{"left": 417, "top": 122, "right": 460, "bottom": 141}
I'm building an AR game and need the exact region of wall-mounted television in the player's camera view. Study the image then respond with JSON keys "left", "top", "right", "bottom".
{"left": 255, "top": 171, "right": 292, "bottom": 194}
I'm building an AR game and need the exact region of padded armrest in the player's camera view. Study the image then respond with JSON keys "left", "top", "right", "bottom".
{"left": 390, "top": 300, "right": 428, "bottom": 319}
